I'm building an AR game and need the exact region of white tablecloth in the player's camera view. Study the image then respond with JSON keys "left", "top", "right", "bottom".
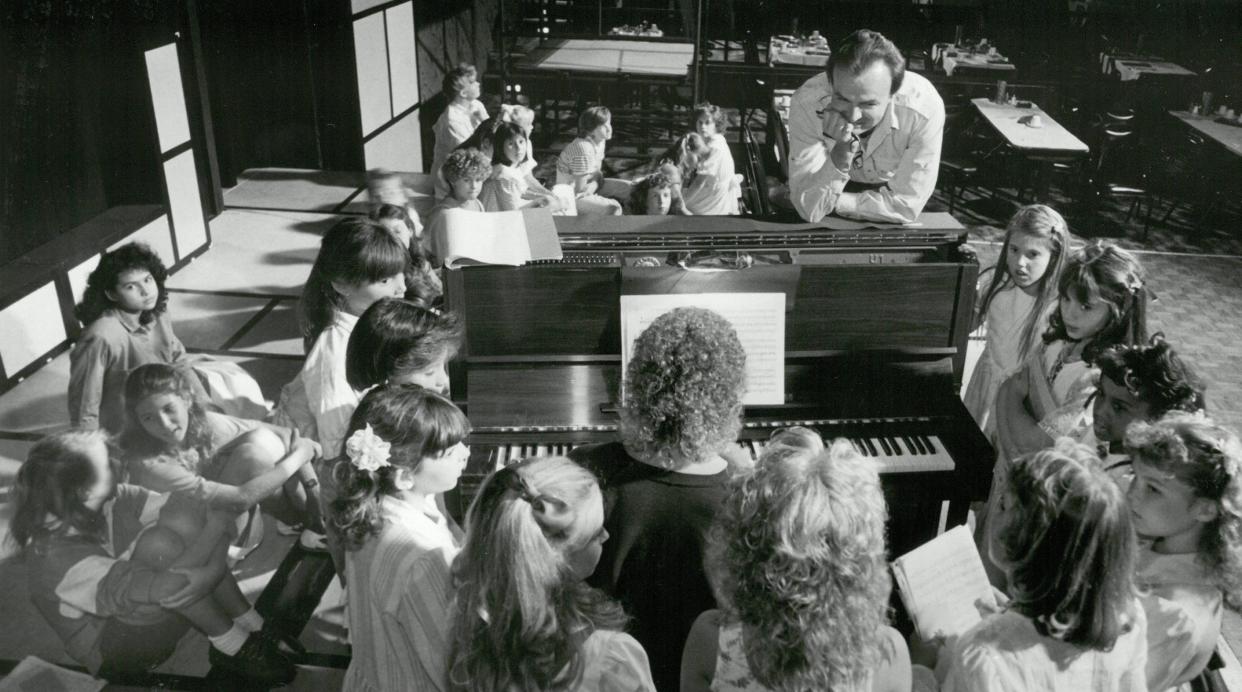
{"left": 972, "top": 98, "right": 1088, "bottom": 154}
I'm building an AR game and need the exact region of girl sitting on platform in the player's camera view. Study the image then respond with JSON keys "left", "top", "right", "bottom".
{"left": 963, "top": 204, "right": 1069, "bottom": 438}
{"left": 672, "top": 132, "right": 741, "bottom": 216}
{"left": 272, "top": 218, "right": 407, "bottom": 461}
{"left": 924, "top": 440, "right": 1147, "bottom": 691}
{"left": 120, "top": 363, "right": 324, "bottom": 554}
{"left": 448, "top": 456, "right": 656, "bottom": 692}
{"left": 479, "top": 121, "right": 562, "bottom": 212}
{"left": 12, "top": 430, "right": 295, "bottom": 685}
{"left": 331, "top": 384, "right": 471, "bottom": 692}
{"left": 681, "top": 439, "right": 911, "bottom": 692}
{"left": 366, "top": 169, "right": 424, "bottom": 240}
{"left": 69, "top": 242, "right": 267, "bottom": 433}
{"left": 369, "top": 203, "right": 442, "bottom": 307}
{"left": 1125, "top": 413, "right": 1242, "bottom": 690}
{"left": 556, "top": 106, "right": 630, "bottom": 216}
{"left": 691, "top": 102, "right": 741, "bottom": 202}
{"left": 627, "top": 170, "right": 689, "bottom": 215}
{"left": 346, "top": 298, "right": 461, "bottom": 397}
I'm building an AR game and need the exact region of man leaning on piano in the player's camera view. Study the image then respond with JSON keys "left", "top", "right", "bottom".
{"left": 788, "top": 29, "right": 945, "bottom": 224}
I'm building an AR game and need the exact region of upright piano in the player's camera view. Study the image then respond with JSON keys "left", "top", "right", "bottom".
{"left": 444, "top": 213, "right": 994, "bottom": 557}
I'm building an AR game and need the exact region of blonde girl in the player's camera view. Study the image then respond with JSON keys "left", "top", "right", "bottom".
{"left": 331, "top": 384, "right": 472, "bottom": 692}
{"left": 1125, "top": 413, "right": 1242, "bottom": 690}
{"left": 963, "top": 204, "right": 1069, "bottom": 437}
{"left": 448, "top": 456, "right": 655, "bottom": 692}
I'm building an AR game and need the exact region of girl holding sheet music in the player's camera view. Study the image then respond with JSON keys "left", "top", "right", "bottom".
{"left": 916, "top": 439, "right": 1147, "bottom": 691}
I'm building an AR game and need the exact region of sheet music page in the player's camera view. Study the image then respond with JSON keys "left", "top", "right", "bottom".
{"left": 620, "top": 293, "right": 785, "bottom": 406}
{"left": 433, "top": 208, "right": 551, "bottom": 269}
{"left": 892, "top": 525, "right": 997, "bottom": 640}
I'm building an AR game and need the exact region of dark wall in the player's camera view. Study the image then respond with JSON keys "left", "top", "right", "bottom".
{"left": 0, "top": 1, "right": 174, "bottom": 267}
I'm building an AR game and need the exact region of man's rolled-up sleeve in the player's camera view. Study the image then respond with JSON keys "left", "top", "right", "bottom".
{"left": 787, "top": 89, "right": 852, "bottom": 222}
{"left": 834, "top": 105, "right": 944, "bottom": 224}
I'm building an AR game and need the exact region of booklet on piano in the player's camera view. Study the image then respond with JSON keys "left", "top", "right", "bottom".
{"left": 892, "top": 525, "right": 997, "bottom": 641}
{"left": 432, "top": 207, "right": 562, "bottom": 269}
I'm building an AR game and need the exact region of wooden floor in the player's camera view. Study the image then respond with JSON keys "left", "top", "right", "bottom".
{"left": 1, "top": 169, "right": 1240, "bottom": 689}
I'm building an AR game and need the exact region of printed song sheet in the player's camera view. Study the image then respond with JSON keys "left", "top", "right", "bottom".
{"left": 892, "top": 525, "right": 997, "bottom": 640}
{"left": 430, "top": 207, "right": 561, "bottom": 268}
{"left": 620, "top": 293, "right": 785, "bottom": 406}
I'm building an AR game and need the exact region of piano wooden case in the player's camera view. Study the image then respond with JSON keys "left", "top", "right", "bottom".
{"left": 444, "top": 214, "right": 994, "bottom": 557}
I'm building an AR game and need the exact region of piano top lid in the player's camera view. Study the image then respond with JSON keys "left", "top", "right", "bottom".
{"left": 551, "top": 213, "right": 966, "bottom": 239}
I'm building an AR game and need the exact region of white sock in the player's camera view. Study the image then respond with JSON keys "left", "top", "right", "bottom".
{"left": 234, "top": 608, "right": 264, "bottom": 632}
{"left": 208, "top": 623, "right": 250, "bottom": 656}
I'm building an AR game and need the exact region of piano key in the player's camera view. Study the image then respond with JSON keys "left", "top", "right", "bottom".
{"left": 878, "top": 437, "right": 892, "bottom": 456}
{"left": 495, "top": 444, "right": 508, "bottom": 470}
{"left": 887, "top": 436, "right": 902, "bottom": 456}
{"left": 863, "top": 438, "right": 879, "bottom": 457}
{"left": 913, "top": 435, "right": 928, "bottom": 455}
{"left": 534, "top": 444, "right": 549, "bottom": 457}
{"left": 902, "top": 436, "right": 917, "bottom": 455}
{"left": 921, "top": 435, "right": 937, "bottom": 453}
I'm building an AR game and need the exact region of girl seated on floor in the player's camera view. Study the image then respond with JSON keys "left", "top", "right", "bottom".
{"left": 555, "top": 106, "right": 630, "bottom": 216}
{"left": 918, "top": 440, "right": 1148, "bottom": 691}
{"left": 120, "top": 363, "right": 325, "bottom": 554}
{"left": 11, "top": 430, "right": 296, "bottom": 685}
{"left": 369, "top": 203, "right": 442, "bottom": 307}
{"left": 331, "top": 384, "right": 472, "bottom": 692}
{"left": 1125, "top": 413, "right": 1242, "bottom": 691}
{"left": 668, "top": 132, "right": 742, "bottom": 216}
{"left": 448, "top": 456, "right": 656, "bottom": 692}
{"left": 691, "top": 102, "right": 740, "bottom": 197}
{"left": 479, "top": 121, "right": 562, "bottom": 212}
{"left": 681, "top": 437, "right": 911, "bottom": 692}
{"left": 500, "top": 103, "right": 539, "bottom": 178}
{"left": 626, "top": 170, "right": 689, "bottom": 215}
{"left": 366, "top": 169, "right": 424, "bottom": 240}
{"left": 345, "top": 298, "right": 461, "bottom": 397}
{"left": 69, "top": 242, "right": 267, "bottom": 434}
{"left": 272, "top": 217, "right": 407, "bottom": 462}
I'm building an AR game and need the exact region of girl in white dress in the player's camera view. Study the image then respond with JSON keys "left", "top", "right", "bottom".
{"left": 963, "top": 204, "right": 1069, "bottom": 438}
{"left": 331, "top": 384, "right": 471, "bottom": 692}
{"left": 920, "top": 440, "right": 1148, "bottom": 692}
{"left": 691, "top": 102, "right": 741, "bottom": 205}
{"left": 1125, "top": 413, "right": 1242, "bottom": 691}
{"left": 676, "top": 132, "right": 741, "bottom": 216}
{"left": 448, "top": 456, "right": 656, "bottom": 692}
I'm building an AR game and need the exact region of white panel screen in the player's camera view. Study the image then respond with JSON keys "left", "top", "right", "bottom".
{"left": 144, "top": 43, "right": 192, "bottom": 153}
{"left": 0, "top": 283, "right": 67, "bottom": 376}
{"left": 364, "top": 110, "right": 423, "bottom": 173}
{"left": 164, "top": 152, "right": 208, "bottom": 260}
{"left": 353, "top": 13, "right": 392, "bottom": 136}
{"left": 386, "top": 2, "right": 419, "bottom": 113}
{"left": 67, "top": 254, "right": 101, "bottom": 307}
{"left": 109, "top": 215, "right": 175, "bottom": 268}
{"left": 351, "top": 0, "right": 389, "bottom": 13}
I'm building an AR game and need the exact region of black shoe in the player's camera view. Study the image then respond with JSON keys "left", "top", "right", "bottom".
{"left": 257, "top": 627, "right": 308, "bottom": 658}
{"left": 209, "top": 634, "right": 297, "bottom": 687}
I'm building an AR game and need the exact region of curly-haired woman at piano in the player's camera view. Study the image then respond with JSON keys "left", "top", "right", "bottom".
{"left": 569, "top": 306, "right": 747, "bottom": 692}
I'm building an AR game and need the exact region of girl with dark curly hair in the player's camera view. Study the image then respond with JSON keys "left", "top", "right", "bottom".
{"left": 328, "top": 384, "right": 470, "bottom": 691}
{"left": 1126, "top": 413, "right": 1242, "bottom": 690}
{"left": 569, "top": 306, "right": 747, "bottom": 691}
{"left": 69, "top": 242, "right": 266, "bottom": 433}
{"left": 1079, "top": 334, "right": 1206, "bottom": 468}
{"left": 682, "top": 438, "right": 911, "bottom": 692}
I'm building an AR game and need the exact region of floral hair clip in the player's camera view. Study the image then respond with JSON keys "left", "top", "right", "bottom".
{"left": 346, "top": 424, "right": 391, "bottom": 472}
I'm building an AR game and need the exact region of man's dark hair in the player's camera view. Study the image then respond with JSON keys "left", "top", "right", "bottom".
{"left": 828, "top": 29, "right": 906, "bottom": 95}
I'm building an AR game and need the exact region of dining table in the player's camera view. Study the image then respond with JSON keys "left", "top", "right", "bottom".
{"left": 1169, "top": 110, "right": 1242, "bottom": 158}
{"left": 972, "top": 97, "right": 1089, "bottom": 199}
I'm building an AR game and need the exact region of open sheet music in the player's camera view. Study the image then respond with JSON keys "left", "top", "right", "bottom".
{"left": 431, "top": 207, "right": 562, "bottom": 269}
{"left": 619, "top": 292, "right": 785, "bottom": 406}
{"left": 892, "top": 525, "right": 997, "bottom": 640}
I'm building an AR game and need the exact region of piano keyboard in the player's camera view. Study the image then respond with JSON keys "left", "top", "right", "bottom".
{"left": 472, "top": 433, "right": 953, "bottom": 475}
{"left": 737, "top": 434, "right": 954, "bottom": 474}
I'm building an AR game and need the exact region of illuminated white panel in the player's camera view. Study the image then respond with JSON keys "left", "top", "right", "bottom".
{"left": 67, "top": 255, "right": 101, "bottom": 308}
{"left": 353, "top": 13, "right": 392, "bottom": 136}
{"left": 364, "top": 110, "right": 422, "bottom": 173}
{"left": 0, "top": 283, "right": 66, "bottom": 376}
{"left": 351, "top": 0, "right": 388, "bottom": 13}
{"left": 144, "top": 43, "right": 192, "bottom": 153}
{"left": 109, "top": 215, "right": 175, "bottom": 268}
{"left": 386, "top": 2, "right": 420, "bottom": 113}
{"left": 164, "top": 151, "right": 208, "bottom": 259}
